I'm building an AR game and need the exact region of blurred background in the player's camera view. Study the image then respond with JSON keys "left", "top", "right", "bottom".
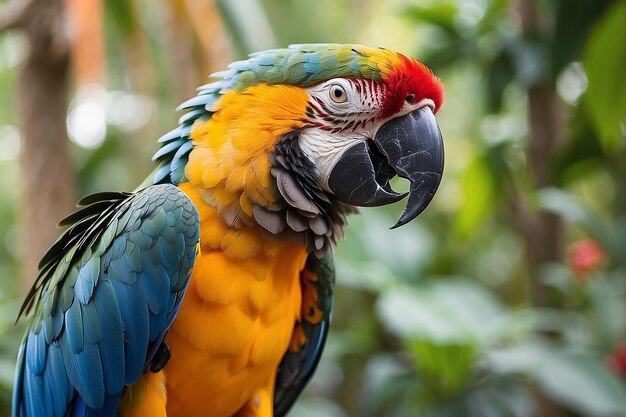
{"left": 1, "top": 0, "right": 626, "bottom": 416}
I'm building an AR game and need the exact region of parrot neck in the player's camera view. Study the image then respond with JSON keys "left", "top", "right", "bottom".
{"left": 180, "top": 129, "right": 356, "bottom": 258}
{"left": 264, "top": 129, "right": 357, "bottom": 256}
{"left": 181, "top": 83, "right": 356, "bottom": 257}
{"left": 177, "top": 182, "right": 300, "bottom": 260}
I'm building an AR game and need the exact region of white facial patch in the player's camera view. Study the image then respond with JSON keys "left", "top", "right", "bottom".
{"left": 298, "top": 129, "right": 370, "bottom": 192}
{"left": 298, "top": 78, "right": 434, "bottom": 193}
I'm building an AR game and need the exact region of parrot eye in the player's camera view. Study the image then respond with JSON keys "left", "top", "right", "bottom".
{"left": 329, "top": 85, "right": 348, "bottom": 103}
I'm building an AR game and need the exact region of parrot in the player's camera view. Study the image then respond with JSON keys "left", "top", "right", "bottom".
{"left": 12, "top": 43, "right": 444, "bottom": 417}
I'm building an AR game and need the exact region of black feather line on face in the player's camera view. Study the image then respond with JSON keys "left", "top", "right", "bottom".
{"left": 253, "top": 130, "right": 357, "bottom": 257}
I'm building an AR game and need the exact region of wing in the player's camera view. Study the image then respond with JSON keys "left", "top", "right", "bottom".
{"left": 12, "top": 184, "right": 199, "bottom": 417}
{"left": 273, "top": 253, "right": 335, "bottom": 417}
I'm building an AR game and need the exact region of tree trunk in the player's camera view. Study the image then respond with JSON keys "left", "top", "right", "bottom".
{"left": 525, "top": 84, "right": 565, "bottom": 307}
{"left": 17, "top": 0, "right": 75, "bottom": 293}
{"left": 163, "top": 0, "right": 201, "bottom": 102}
{"left": 516, "top": 0, "right": 566, "bottom": 416}
{"left": 515, "top": 0, "right": 566, "bottom": 307}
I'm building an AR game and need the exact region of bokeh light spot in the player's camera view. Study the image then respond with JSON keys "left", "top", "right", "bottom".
{"left": 0, "top": 125, "right": 21, "bottom": 161}
{"left": 67, "top": 101, "right": 107, "bottom": 148}
{"left": 557, "top": 62, "right": 588, "bottom": 104}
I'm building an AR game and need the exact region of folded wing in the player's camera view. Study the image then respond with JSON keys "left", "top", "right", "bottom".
{"left": 12, "top": 184, "right": 199, "bottom": 417}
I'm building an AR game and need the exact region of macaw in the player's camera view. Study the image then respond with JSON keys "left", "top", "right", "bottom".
{"left": 12, "top": 44, "right": 444, "bottom": 417}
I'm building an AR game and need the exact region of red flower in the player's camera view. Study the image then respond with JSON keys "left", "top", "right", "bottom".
{"left": 607, "top": 342, "right": 626, "bottom": 375}
{"left": 569, "top": 238, "right": 606, "bottom": 279}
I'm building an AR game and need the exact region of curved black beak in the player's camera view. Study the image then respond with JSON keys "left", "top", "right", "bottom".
{"left": 327, "top": 106, "right": 444, "bottom": 228}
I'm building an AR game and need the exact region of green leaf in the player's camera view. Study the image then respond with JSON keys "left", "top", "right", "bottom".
{"left": 485, "top": 50, "right": 515, "bottom": 112}
{"left": 421, "top": 43, "right": 467, "bottom": 72}
{"left": 553, "top": 106, "right": 605, "bottom": 185}
{"left": 104, "top": 0, "right": 138, "bottom": 36}
{"left": 487, "top": 341, "right": 626, "bottom": 416}
{"left": 376, "top": 279, "right": 504, "bottom": 344}
{"left": 476, "top": 0, "right": 508, "bottom": 36}
{"left": 588, "top": 274, "right": 626, "bottom": 349}
{"left": 377, "top": 285, "right": 465, "bottom": 343}
{"left": 403, "top": 4, "right": 460, "bottom": 38}
{"left": 337, "top": 210, "right": 436, "bottom": 283}
{"left": 407, "top": 339, "right": 476, "bottom": 394}
{"left": 583, "top": 2, "right": 626, "bottom": 153}
{"left": 551, "top": 0, "right": 612, "bottom": 81}
{"left": 453, "top": 148, "right": 505, "bottom": 237}
{"left": 335, "top": 261, "right": 398, "bottom": 293}
{"left": 357, "top": 354, "right": 419, "bottom": 417}
{"left": 536, "top": 187, "right": 588, "bottom": 224}
{"left": 290, "top": 397, "right": 348, "bottom": 417}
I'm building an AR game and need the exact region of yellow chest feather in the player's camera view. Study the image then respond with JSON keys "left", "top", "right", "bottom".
{"left": 166, "top": 184, "right": 306, "bottom": 417}
{"left": 121, "top": 84, "right": 312, "bottom": 417}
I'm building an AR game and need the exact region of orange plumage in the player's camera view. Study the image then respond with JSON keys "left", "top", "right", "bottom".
{"left": 120, "top": 84, "right": 312, "bottom": 417}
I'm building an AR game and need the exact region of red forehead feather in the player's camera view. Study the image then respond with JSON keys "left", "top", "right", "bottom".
{"left": 380, "top": 54, "right": 444, "bottom": 118}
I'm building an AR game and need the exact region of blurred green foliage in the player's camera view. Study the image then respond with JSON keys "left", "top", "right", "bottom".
{"left": 0, "top": 0, "right": 625, "bottom": 416}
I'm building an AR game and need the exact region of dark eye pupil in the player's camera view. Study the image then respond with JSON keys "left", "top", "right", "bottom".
{"left": 406, "top": 94, "right": 415, "bottom": 103}
{"left": 334, "top": 89, "right": 343, "bottom": 98}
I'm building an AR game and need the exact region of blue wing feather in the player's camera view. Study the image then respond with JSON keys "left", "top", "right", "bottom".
{"left": 12, "top": 184, "right": 200, "bottom": 417}
{"left": 110, "top": 278, "right": 150, "bottom": 384}
{"left": 65, "top": 300, "right": 84, "bottom": 354}
{"left": 23, "top": 371, "right": 46, "bottom": 417}
{"left": 81, "top": 302, "right": 102, "bottom": 345}
{"left": 95, "top": 289, "right": 125, "bottom": 395}
{"left": 48, "top": 344, "right": 72, "bottom": 416}
{"left": 74, "top": 257, "right": 100, "bottom": 305}
{"left": 25, "top": 330, "right": 46, "bottom": 375}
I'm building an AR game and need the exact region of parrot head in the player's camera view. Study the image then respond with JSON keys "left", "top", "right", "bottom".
{"left": 155, "top": 44, "right": 444, "bottom": 255}
{"left": 296, "top": 48, "right": 444, "bottom": 229}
